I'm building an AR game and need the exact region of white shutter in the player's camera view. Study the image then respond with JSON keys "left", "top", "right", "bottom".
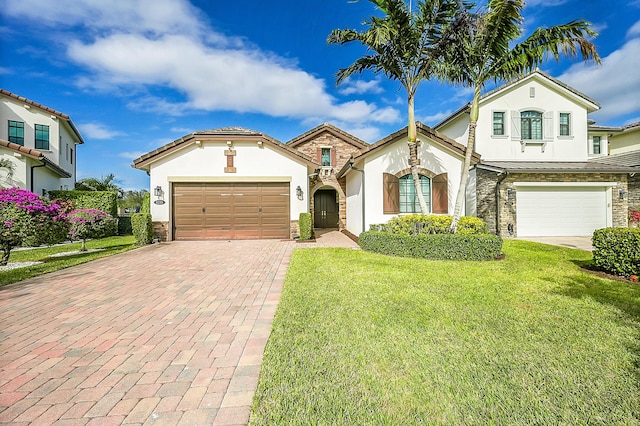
{"left": 510, "top": 111, "right": 521, "bottom": 141}
{"left": 543, "top": 111, "right": 553, "bottom": 142}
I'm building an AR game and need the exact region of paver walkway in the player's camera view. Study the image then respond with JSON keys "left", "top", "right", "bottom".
{"left": 0, "top": 240, "right": 294, "bottom": 425}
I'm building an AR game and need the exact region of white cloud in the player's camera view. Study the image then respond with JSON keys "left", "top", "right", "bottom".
{"left": 422, "top": 110, "right": 455, "bottom": 125}
{"left": 559, "top": 37, "right": 640, "bottom": 122}
{"left": 119, "top": 151, "right": 146, "bottom": 160}
{"left": 170, "top": 127, "right": 193, "bottom": 133}
{"left": 77, "top": 122, "right": 125, "bottom": 139}
{"left": 338, "top": 78, "right": 385, "bottom": 95}
{"left": 627, "top": 19, "right": 640, "bottom": 38}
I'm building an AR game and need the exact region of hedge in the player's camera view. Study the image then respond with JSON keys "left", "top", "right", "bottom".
{"left": 359, "top": 231, "right": 503, "bottom": 261}
{"left": 592, "top": 228, "right": 640, "bottom": 276}
{"left": 141, "top": 192, "right": 151, "bottom": 215}
{"left": 131, "top": 213, "right": 153, "bottom": 246}
{"left": 370, "top": 214, "right": 488, "bottom": 235}
{"left": 48, "top": 190, "right": 118, "bottom": 217}
{"left": 299, "top": 212, "right": 312, "bottom": 240}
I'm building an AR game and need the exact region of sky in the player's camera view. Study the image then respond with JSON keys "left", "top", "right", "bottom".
{"left": 1, "top": 0, "right": 639, "bottom": 191}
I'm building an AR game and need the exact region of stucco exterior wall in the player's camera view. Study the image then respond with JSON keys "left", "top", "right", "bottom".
{"left": 345, "top": 169, "right": 364, "bottom": 235}
{"left": 609, "top": 127, "right": 640, "bottom": 155}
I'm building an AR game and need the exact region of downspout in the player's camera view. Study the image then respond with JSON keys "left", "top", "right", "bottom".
{"left": 349, "top": 161, "right": 366, "bottom": 234}
{"left": 495, "top": 170, "right": 509, "bottom": 236}
{"left": 30, "top": 163, "right": 46, "bottom": 193}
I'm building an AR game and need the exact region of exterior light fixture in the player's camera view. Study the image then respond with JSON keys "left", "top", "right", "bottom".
{"left": 506, "top": 188, "right": 515, "bottom": 200}
{"left": 619, "top": 188, "right": 626, "bottom": 200}
{"left": 296, "top": 185, "right": 303, "bottom": 200}
{"left": 154, "top": 186, "right": 163, "bottom": 197}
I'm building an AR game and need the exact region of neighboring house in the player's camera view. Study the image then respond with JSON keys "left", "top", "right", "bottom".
{"left": 435, "top": 70, "right": 638, "bottom": 237}
{"left": 133, "top": 123, "right": 476, "bottom": 241}
{"left": 0, "top": 89, "right": 83, "bottom": 194}
{"left": 608, "top": 121, "right": 640, "bottom": 155}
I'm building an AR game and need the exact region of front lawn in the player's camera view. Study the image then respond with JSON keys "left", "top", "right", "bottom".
{"left": 0, "top": 235, "right": 137, "bottom": 287}
{"left": 251, "top": 240, "right": 640, "bottom": 424}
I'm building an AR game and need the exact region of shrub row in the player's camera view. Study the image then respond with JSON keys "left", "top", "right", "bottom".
{"left": 298, "top": 212, "right": 312, "bottom": 240}
{"left": 592, "top": 228, "right": 640, "bottom": 276}
{"left": 359, "top": 231, "right": 503, "bottom": 261}
{"left": 131, "top": 213, "right": 153, "bottom": 246}
{"left": 48, "top": 190, "right": 118, "bottom": 217}
{"left": 370, "top": 214, "right": 488, "bottom": 235}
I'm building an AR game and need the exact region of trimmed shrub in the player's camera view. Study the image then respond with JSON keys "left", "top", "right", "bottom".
{"left": 68, "top": 208, "right": 118, "bottom": 251}
{"left": 49, "top": 190, "right": 118, "bottom": 217}
{"left": 131, "top": 213, "right": 153, "bottom": 246}
{"left": 118, "top": 216, "right": 133, "bottom": 235}
{"left": 371, "top": 214, "right": 488, "bottom": 235}
{"left": 140, "top": 192, "right": 151, "bottom": 215}
{"left": 359, "top": 231, "right": 503, "bottom": 261}
{"left": 592, "top": 228, "right": 640, "bottom": 276}
{"left": 299, "top": 212, "right": 312, "bottom": 240}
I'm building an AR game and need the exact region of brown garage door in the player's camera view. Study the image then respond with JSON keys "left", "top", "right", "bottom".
{"left": 172, "top": 182, "right": 290, "bottom": 240}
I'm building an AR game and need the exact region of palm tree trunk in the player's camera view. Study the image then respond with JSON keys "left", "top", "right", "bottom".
{"left": 450, "top": 86, "right": 481, "bottom": 233}
{"left": 408, "top": 93, "right": 429, "bottom": 214}
{"left": 1, "top": 245, "right": 10, "bottom": 266}
{"left": 80, "top": 239, "right": 87, "bottom": 252}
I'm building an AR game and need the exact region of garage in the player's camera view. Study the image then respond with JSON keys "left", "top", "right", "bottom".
{"left": 515, "top": 185, "right": 609, "bottom": 237}
{"left": 172, "top": 182, "right": 290, "bottom": 240}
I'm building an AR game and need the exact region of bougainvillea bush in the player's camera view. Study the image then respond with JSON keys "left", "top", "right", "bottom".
{"left": 67, "top": 208, "right": 118, "bottom": 251}
{"left": 0, "top": 187, "right": 68, "bottom": 266}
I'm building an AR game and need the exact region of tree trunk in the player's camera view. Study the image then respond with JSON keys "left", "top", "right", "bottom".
{"left": 407, "top": 93, "right": 429, "bottom": 214}
{"left": 450, "top": 86, "right": 481, "bottom": 233}
{"left": 80, "top": 239, "right": 87, "bottom": 252}
{"left": 1, "top": 246, "right": 10, "bottom": 266}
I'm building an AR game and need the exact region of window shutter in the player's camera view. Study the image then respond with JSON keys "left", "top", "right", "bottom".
{"left": 330, "top": 148, "right": 337, "bottom": 167}
{"left": 543, "top": 111, "right": 553, "bottom": 142}
{"left": 383, "top": 173, "right": 399, "bottom": 214}
{"left": 432, "top": 173, "right": 448, "bottom": 214}
{"left": 510, "top": 111, "right": 521, "bottom": 141}
{"left": 316, "top": 147, "right": 322, "bottom": 163}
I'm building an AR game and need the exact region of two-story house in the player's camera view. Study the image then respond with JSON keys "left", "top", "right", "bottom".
{"left": 435, "top": 70, "right": 637, "bottom": 237}
{"left": 0, "top": 89, "right": 84, "bottom": 194}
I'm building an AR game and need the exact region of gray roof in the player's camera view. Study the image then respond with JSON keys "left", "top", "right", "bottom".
{"left": 590, "top": 151, "right": 640, "bottom": 168}
{"left": 479, "top": 160, "right": 638, "bottom": 174}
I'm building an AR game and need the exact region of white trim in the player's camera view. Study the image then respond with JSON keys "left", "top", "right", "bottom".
{"left": 168, "top": 176, "right": 292, "bottom": 182}
{"left": 513, "top": 181, "right": 617, "bottom": 187}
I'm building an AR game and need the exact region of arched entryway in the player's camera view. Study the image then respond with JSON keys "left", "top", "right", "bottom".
{"left": 314, "top": 189, "right": 339, "bottom": 228}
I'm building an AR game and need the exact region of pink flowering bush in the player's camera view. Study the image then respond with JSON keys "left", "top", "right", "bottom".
{"left": 630, "top": 210, "right": 640, "bottom": 226}
{"left": 67, "top": 208, "right": 117, "bottom": 251}
{"left": 0, "top": 187, "right": 68, "bottom": 266}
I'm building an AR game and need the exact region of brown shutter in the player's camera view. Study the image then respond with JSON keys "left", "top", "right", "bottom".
{"left": 316, "top": 147, "right": 322, "bottom": 163}
{"left": 330, "top": 148, "right": 337, "bottom": 166}
{"left": 432, "top": 173, "right": 448, "bottom": 214}
{"left": 383, "top": 173, "right": 399, "bottom": 214}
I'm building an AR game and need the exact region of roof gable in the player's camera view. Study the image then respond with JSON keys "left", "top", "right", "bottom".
{"left": 286, "top": 123, "right": 369, "bottom": 150}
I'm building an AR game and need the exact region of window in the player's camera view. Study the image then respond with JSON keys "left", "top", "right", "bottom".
{"left": 559, "top": 113, "right": 571, "bottom": 136}
{"left": 593, "top": 136, "right": 601, "bottom": 154}
{"left": 399, "top": 174, "right": 430, "bottom": 213}
{"left": 521, "top": 111, "right": 542, "bottom": 140}
{"left": 70, "top": 148, "right": 74, "bottom": 164}
{"left": 321, "top": 148, "right": 331, "bottom": 167}
{"left": 492, "top": 112, "right": 505, "bottom": 136}
{"left": 8, "top": 120, "right": 24, "bottom": 145}
{"left": 35, "top": 124, "right": 50, "bottom": 150}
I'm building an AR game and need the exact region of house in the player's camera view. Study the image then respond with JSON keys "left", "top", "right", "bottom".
{"left": 132, "top": 123, "right": 475, "bottom": 241}
{"left": 434, "top": 70, "right": 638, "bottom": 237}
{"left": 0, "top": 89, "right": 83, "bottom": 194}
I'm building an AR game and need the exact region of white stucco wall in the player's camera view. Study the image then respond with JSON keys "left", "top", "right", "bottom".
{"left": 354, "top": 134, "right": 466, "bottom": 231}
{"left": 148, "top": 140, "right": 309, "bottom": 226}
{"left": 345, "top": 169, "right": 364, "bottom": 235}
{"left": 439, "top": 75, "right": 597, "bottom": 162}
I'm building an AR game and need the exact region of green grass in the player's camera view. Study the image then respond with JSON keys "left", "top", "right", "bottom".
{"left": 0, "top": 236, "right": 137, "bottom": 287}
{"left": 251, "top": 240, "right": 640, "bottom": 425}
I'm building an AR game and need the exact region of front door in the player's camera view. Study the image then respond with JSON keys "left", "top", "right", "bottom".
{"left": 314, "top": 189, "right": 339, "bottom": 228}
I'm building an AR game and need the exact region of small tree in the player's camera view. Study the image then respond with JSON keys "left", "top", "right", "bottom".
{"left": 0, "top": 188, "right": 67, "bottom": 266}
{"left": 67, "top": 208, "right": 118, "bottom": 251}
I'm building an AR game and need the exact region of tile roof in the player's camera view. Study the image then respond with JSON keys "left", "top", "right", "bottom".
{"left": 286, "top": 123, "right": 369, "bottom": 149}
{"left": 0, "top": 89, "right": 85, "bottom": 144}
{"left": 479, "top": 160, "right": 638, "bottom": 174}
{"left": 590, "top": 151, "right": 640, "bottom": 168}
{"left": 0, "top": 139, "right": 72, "bottom": 177}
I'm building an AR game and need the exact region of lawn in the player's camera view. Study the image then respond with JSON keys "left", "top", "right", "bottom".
{"left": 251, "top": 240, "right": 640, "bottom": 425}
{"left": 0, "top": 235, "right": 137, "bottom": 287}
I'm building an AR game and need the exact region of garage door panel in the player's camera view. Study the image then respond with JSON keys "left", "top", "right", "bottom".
{"left": 516, "top": 186, "right": 607, "bottom": 237}
{"left": 173, "top": 182, "right": 289, "bottom": 240}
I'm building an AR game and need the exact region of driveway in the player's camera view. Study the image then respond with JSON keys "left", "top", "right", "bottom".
{"left": 0, "top": 240, "right": 294, "bottom": 425}
{"left": 517, "top": 236, "right": 593, "bottom": 251}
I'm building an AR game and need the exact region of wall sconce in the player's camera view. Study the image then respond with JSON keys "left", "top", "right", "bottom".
{"left": 154, "top": 185, "right": 163, "bottom": 198}
{"left": 619, "top": 188, "right": 626, "bottom": 200}
{"left": 506, "top": 188, "right": 515, "bottom": 200}
{"left": 296, "top": 185, "right": 303, "bottom": 200}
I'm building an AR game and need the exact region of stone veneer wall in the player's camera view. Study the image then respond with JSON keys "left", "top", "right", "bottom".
{"left": 293, "top": 132, "right": 362, "bottom": 172}
{"left": 475, "top": 170, "right": 630, "bottom": 237}
{"left": 152, "top": 221, "right": 169, "bottom": 242}
{"left": 308, "top": 175, "right": 347, "bottom": 230}
{"left": 290, "top": 220, "right": 299, "bottom": 239}
{"left": 629, "top": 174, "right": 640, "bottom": 214}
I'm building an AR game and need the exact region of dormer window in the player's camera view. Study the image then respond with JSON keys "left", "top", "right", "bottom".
{"left": 521, "top": 111, "right": 542, "bottom": 140}
{"left": 321, "top": 147, "right": 331, "bottom": 167}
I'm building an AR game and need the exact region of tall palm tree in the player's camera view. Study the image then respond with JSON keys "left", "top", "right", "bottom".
{"left": 445, "top": 0, "right": 601, "bottom": 233}
{"left": 328, "top": 0, "right": 470, "bottom": 214}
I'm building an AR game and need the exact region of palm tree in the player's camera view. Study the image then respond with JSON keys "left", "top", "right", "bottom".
{"left": 0, "top": 158, "right": 15, "bottom": 183}
{"left": 444, "top": 0, "right": 601, "bottom": 233}
{"left": 328, "top": 0, "right": 470, "bottom": 214}
{"left": 75, "top": 173, "right": 123, "bottom": 198}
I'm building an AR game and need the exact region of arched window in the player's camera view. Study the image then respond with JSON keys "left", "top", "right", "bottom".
{"left": 399, "top": 174, "right": 430, "bottom": 213}
{"left": 521, "top": 111, "right": 542, "bottom": 140}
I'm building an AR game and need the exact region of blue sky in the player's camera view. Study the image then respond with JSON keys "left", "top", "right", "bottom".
{"left": 1, "top": 0, "right": 639, "bottom": 190}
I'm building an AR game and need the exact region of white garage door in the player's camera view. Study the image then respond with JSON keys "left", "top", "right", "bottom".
{"left": 516, "top": 186, "right": 608, "bottom": 237}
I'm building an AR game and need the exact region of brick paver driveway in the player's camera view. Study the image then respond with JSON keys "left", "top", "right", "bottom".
{"left": 0, "top": 240, "right": 294, "bottom": 425}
